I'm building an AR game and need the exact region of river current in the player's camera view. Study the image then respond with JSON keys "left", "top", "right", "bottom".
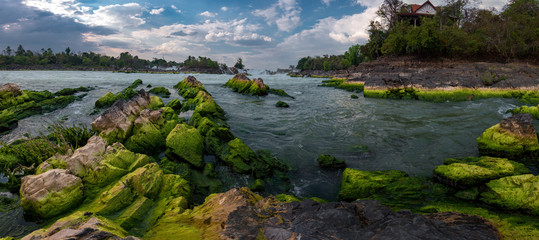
{"left": 0, "top": 71, "right": 531, "bottom": 201}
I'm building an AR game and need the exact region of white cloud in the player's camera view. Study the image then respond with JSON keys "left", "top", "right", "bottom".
{"left": 200, "top": 11, "right": 217, "bottom": 18}
{"left": 22, "top": 0, "right": 146, "bottom": 29}
{"left": 150, "top": 8, "right": 165, "bottom": 15}
{"left": 253, "top": 0, "right": 302, "bottom": 32}
{"left": 221, "top": 6, "right": 228, "bottom": 11}
{"left": 321, "top": 0, "right": 335, "bottom": 6}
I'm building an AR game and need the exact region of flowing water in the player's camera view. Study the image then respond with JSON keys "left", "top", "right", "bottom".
{"left": 0, "top": 71, "right": 534, "bottom": 236}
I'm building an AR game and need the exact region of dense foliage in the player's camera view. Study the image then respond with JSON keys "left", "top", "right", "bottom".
{"left": 182, "top": 56, "right": 221, "bottom": 69}
{"left": 364, "top": 0, "right": 539, "bottom": 60}
{"left": 295, "top": 45, "right": 367, "bottom": 71}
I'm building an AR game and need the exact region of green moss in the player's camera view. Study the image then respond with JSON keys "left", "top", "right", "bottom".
{"left": 148, "top": 87, "right": 171, "bottom": 97}
{"left": 124, "top": 123, "right": 165, "bottom": 155}
{"left": 275, "top": 101, "right": 289, "bottom": 108}
{"left": 481, "top": 174, "right": 539, "bottom": 215}
{"left": 196, "top": 117, "right": 218, "bottom": 136}
{"left": 275, "top": 194, "right": 301, "bottom": 202}
{"left": 250, "top": 179, "right": 265, "bottom": 192}
{"left": 338, "top": 168, "right": 408, "bottom": 201}
{"left": 454, "top": 187, "right": 479, "bottom": 200}
{"left": 364, "top": 87, "right": 539, "bottom": 103}
{"left": 174, "top": 77, "right": 206, "bottom": 99}
{"left": 316, "top": 154, "right": 345, "bottom": 168}
{"left": 247, "top": 82, "right": 268, "bottom": 96}
{"left": 477, "top": 123, "right": 539, "bottom": 159}
{"left": 95, "top": 92, "right": 121, "bottom": 109}
{"left": 351, "top": 94, "right": 359, "bottom": 99}
{"left": 434, "top": 156, "right": 530, "bottom": 188}
{"left": 149, "top": 95, "right": 164, "bottom": 110}
{"left": 509, "top": 105, "right": 539, "bottom": 119}
{"left": 54, "top": 86, "right": 93, "bottom": 96}
{"left": 320, "top": 79, "right": 364, "bottom": 92}
{"left": 222, "top": 138, "right": 255, "bottom": 174}
{"left": 224, "top": 78, "right": 252, "bottom": 93}
{"left": 0, "top": 109, "right": 17, "bottom": 133}
{"left": 20, "top": 172, "right": 84, "bottom": 219}
{"left": 129, "top": 79, "right": 143, "bottom": 89}
{"left": 268, "top": 88, "right": 294, "bottom": 98}
{"left": 165, "top": 123, "right": 204, "bottom": 168}
{"left": 165, "top": 99, "right": 182, "bottom": 113}
{"left": 115, "top": 196, "right": 154, "bottom": 230}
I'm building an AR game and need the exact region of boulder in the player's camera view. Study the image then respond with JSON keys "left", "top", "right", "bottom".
{"left": 433, "top": 156, "right": 530, "bottom": 188}
{"left": 91, "top": 89, "right": 150, "bottom": 143}
{"left": 275, "top": 101, "right": 289, "bottom": 108}
{"left": 166, "top": 123, "right": 204, "bottom": 168}
{"left": 20, "top": 169, "right": 83, "bottom": 218}
{"left": 66, "top": 135, "right": 107, "bottom": 178}
{"left": 317, "top": 154, "right": 346, "bottom": 168}
{"left": 481, "top": 174, "right": 539, "bottom": 215}
{"left": 0, "top": 83, "right": 22, "bottom": 98}
{"left": 477, "top": 113, "right": 539, "bottom": 160}
{"left": 174, "top": 76, "right": 205, "bottom": 99}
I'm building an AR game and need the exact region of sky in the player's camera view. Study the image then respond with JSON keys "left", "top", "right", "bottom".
{"left": 0, "top": 0, "right": 509, "bottom": 69}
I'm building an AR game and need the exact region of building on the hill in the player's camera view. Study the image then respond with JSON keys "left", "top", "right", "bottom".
{"left": 398, "top": 0, "right": 439, "bottom": 26}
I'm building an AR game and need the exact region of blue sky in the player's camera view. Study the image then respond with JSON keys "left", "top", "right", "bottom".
{"left": 0, "top": 0, "right": 508, "bottom": 69}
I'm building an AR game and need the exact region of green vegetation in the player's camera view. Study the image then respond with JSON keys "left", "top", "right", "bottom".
{"left": 476, "top": 122, "right": 539, "bottom": 160}
{"left": 94, "top": 79, "right": 143, "bottom": 109}
{"left": 320, "top": 79, "right": 364, "bottom": 92}
{"left": 234, "top": 57, "right": 245, "bottom": 70}
{"left": 275, "top": 101, "right": 290, "bottom": 108}
{"left": 182, "top": 56, "right": 220, "bottom": 69}
{"left": 509, "top": 104, "right": 539, "bottom": 119}
{"left": 295, "top": 45, "right": 366, "bottom": 71}
{"left": 148, "top": 87, "right": 171, "bottom": 97}
{"left": 316, "top": 154, "right": 345, "bottom": 168}
{"left": 362, "top": 0, "right": 539, "bottom": 61}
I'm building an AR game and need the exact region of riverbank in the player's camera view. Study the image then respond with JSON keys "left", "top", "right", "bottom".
{"left": 292, "top": 57, "right": 539, "bottom": 102}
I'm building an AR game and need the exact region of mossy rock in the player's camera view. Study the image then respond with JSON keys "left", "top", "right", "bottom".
{"left": 95, "top": 92, "right": 121, "bottom": 109}
{"left": 433, "top": 156, "right": 530, "bottom": 188}
{"left": 166, "top": 123, "right": 204, "bottom": 168}
{"left": 124, "top": 123, "right": 165, "bottom": 155}
{"left": 20, "top": 169, "right": 84, "bottom": 219}
{"left": 166, "top": 99, "right": 182, "bottom": 113}
{"left": 250, "top": 179, "right": 265, "bottom": 192}
{"left": 317, "top": 154, "right": 345, "bottom": 168}
{"left": 351, "top": 94, "right": 359, "bottom": 99}
{"left": 338, "top": 168, "right": 408, "bottom": 201}
{"left": 476, "top": 121, "right": 539, "bottom": 160}
{"left": 149, "top": 87, "right": 171, "bottom": 97}
{"left": 149, "top": 95, "right": 165, "bottom": 110}
{"left": 481, "top": 174, "right": 539, "bottom": 215}
{"left": 174, "top": 76, "right": 206, "bottom": 99}
{"left": 455, "top": 187, "right": 480, "bottom": 201}
{"left": 222, "top": 138, "right": 256, "bottom": 174}
{"left": 268, "top": 88, "right": 293, "bottom": 98}
{"left": 129, "top": 79, "right": 143, "bottom": 89}
{"left": 276, "top": 101, "right": 289, "bottom": 108}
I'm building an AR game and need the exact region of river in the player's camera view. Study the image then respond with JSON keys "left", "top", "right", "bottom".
{"left": 0, "top": 70, "right": 529, "bottom": 201}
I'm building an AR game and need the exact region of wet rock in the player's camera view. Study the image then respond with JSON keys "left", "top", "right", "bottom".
{"left": 21, "top": 213, "right": 140, "bottom": 240}
{"left": 481, "top": 174, "right": 539, "bottom": 215}
{"left": 148, "top": 87, "right": 171, "bottom": 97}
{"left": 317, "top": 154, "right": 346, "bottom": 168}
{"left": 0, "top": 83, "right": 22, "bottom": 98}
{"left": 263, "top": 199, "right": 500, "bottom": 240}
{"left": 433, "top": 156, "right": 530, "bottom": 188}
{"left": 174, "top": 76, "right": 205, "bottom": 98}
{"left": 91, "top": 89, "right": 150, "bottom": 143}
{"left": 476, "top": 113, "right": 539, "bottom": 160}
{"left": 224, "top": 74, "right": 268, "bottom": 96}
{"left": 66, "top": 136, "right": 107, "bottom": 177}
{"left": 275, "top": 101, "right": 289, "bottom": 108}
{"left": 20, "top": 169, "right": 83, "bottom": 218}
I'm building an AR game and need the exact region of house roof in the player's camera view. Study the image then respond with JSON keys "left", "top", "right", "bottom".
{"left": 411, "top": 0, "right": 438, "bottom": 13}
{"left": 411, "top": 4, "right": 421, "bottom": 13}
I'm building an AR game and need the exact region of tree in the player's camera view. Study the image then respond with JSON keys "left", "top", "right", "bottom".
{"left": 3, "top": 46, "right": 12, "bottom": 56}
{"left": 234, "top": 57, "right": 245, "bottom": 69}
{"left": 377, "top": 0, "right": 405, "bottom": 30}
{"left": 16, "top": 45, "right": 25, "bottom": 56}
{"left": 360, "top": 21, "right": 388, "bottom": 60}
{"left": 344, "top": 44, "right": 363, "bottom": 66}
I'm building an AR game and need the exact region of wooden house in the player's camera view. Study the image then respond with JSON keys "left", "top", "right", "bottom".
{"left": 398, "top": 0, "right": 439, "bottom": 26}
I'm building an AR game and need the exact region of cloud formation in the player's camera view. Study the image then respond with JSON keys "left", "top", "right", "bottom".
{"left": 253, "top": 0, "right": 301, "bottom": 32}
{"left": 200, "top": 11, "right": 217, "bottom": 18}
{"left": 150, "top": 8, "right": 165, "bottom": 15}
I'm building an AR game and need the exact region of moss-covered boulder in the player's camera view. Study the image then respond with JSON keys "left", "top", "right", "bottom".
{"left": 174, "top": 76, "right": 206, "bottom": 98}
{"left": 95, "top": 92, "right": 122, "bottom": 108}
{"left": 166, "top": 123, "right": 204, "bottom": 168}
{"left": 509, "top": 104, "right": 539, "bottom": 119}
{"left": 338, "top": 168, "right": 408, "bottom": 201}
{"left": 166, "top": 99, "right": 182, "bottom": 113}
{"left": 317, "top": 154, "right": 345, "bottom": 168}
{"left": 481, "top": 174, "right": 539, "bottom": 215}
{"left": 149, "top": 87, "right": 171, "bottom": 97}
{"left": 434, "top": 156, "right": 530, "bottom": 188}
{"left": 149, "top": 95, "right": 164, "bottom": 110}
{"left": 276, "top": 101, "right": 289, "bottom": 108}
{"left": 20, "top": 169, "right": 83, "bottom": 218}
{"left": 476, "top": 113, "right": 539, "bottom": 160}
{"left": 222, "top": 138, "right": 256, "bottom": 174}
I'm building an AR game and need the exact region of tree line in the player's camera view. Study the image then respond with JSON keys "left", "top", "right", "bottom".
{"left": 0, "top": 45, "right": 237, "bottom": 70}
{"left": 296, "top": 0, "right": 539, "bottom": 71}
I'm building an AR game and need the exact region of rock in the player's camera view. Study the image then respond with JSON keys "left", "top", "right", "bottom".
{"left": 224, "top": 74, "right": 268, "bottom": 96}
{"left": 174, "top": 76, "right": 205, "bottom": 98}
{"left": 94, "top": 92, "right": 121, "bottom": 109}
{"left": 145, "top": 187, "right": 500, "bottom": 240}
{"left": 0, "top": 83, "right": 22, "bottom": 98}
{"left": 21, "top": 212, "right": 140, "bottom": 240}
{"left": 20, "top": 169, "right": 83, "bottom": 218}
{"left": 433, "top": 156, "right": 530, "bottom": 188}
{"left": 166, "top": 99, "right": 182, "bottom": 112}
{"left": 166, "top": 123, "right": 205, "bottom": 168}
{"left": 510, "top": 104, "right": 539, "bottom": 119}
{"left": 149, "top": 95, "right": 164, "bottom": 110}
{"left": 481, "top": 174, "right": 539, "bottom": 215}
{"left": 477, "top": 113, "right": 539, "bottom": 160}
{"left": 148, "top": 87, "right": 171, "bottom": 97}
{"left": 91, "top": 89, "right": 150, "bottom": 143}
{"left": 248, "top": 78, "right": 268, "bottom": 96}
{"left": 222, "top": 138, "right": 257, "bottom": 174}
{"left": 317, "top": 154, "right": 346, "bottom": 168}
{"left": 250, "top": 179, "right": 265, "bottom": 192}
{"left": 338, "top": 168, "right": 408, "bottom": 201}
{"left": 233, "top": 73, "right": 250, "bottom": 81}
{"left": 263, "top": 199, "right": 500, "bottom": 240}
{"left": 275, "top": 101, "right": 289, "bottom": 108}
{"left": 66, "top": 135, "right": 108, "bottom": 177}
